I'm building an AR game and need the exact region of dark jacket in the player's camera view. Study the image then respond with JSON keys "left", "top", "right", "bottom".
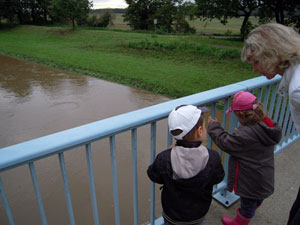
{"left": 208, "top": 120, "right": 282, "bottom": 200}
{"left": 147, "top": 142, "right": 224, "bottom": 224}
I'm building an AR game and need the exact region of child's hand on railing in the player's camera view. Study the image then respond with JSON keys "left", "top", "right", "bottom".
{"left": 208, "top": 116, "right": 218, "bottom": 126}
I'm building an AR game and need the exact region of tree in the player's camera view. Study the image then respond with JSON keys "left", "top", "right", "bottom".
{"left": 174, "top": 1, "right": 197, "bottom": 33}
{"left": 0, "top": 0, "right": 51, "bottom": 25}
{"left": 0, "top": 0, "right": 18, "bottom": 24}
{"left": 38, "top": 0, "right": 52, "bottom": 24}
{"left": 123, "top": 0, "right": 155, "bottom": 30}
{"left": 123, "top": 0, "right": 185, "bottom": 33}
{"left": 195, "top": 0, "right": 300, "bottom": 38}
{"left": 49, "top": 0, "right": 92, "bottom": 28}
{"left": 152, "top": 0, "right": 180, "bottom": 32}
{"left": 258, "top": 0, "right": 299, "bottom": 28}
{"left": 287, "top": 3, "right": 300, "bottom": 32}
{"left": 195, "top": 0, "right": 261, "bottom": 38}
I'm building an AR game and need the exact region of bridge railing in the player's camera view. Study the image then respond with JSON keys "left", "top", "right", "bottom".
{"left": 0, "top": 75, "right": 298, "bottom": 225}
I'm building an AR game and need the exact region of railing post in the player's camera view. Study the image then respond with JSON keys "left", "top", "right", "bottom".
{"left": 29, "top": 162, "right": 48, "bottom": 225}
{"left": 208, "top": 103, "right": 217, "bottom": 149}
{"left": 85, "top": 143, "right": 100, "bottom": 225}
{"left": 109, "top": 135, "right": 121, "bottom": 225}
{"left": 0, "top": 177, "right": 15, "bottom": 225}
{"left": 131, "top": 128, "right": 139, "bottom": 225}
{"left": 150, "top": 122, "right": 157, "bottom": 225}
{"left": 59, "top": 152, "right": 76, "bottom": 225}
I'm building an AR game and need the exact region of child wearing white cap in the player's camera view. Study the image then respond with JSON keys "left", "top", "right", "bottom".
{"left": 208, "top": 91, "right": 282, "bottom": 225}
{"left": 147, "top": 105, "right": 225, "bottom": 225}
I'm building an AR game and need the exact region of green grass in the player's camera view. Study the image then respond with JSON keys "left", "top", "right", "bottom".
{"left": 0, "top": 25, "right": 257, "bottom": 98}
{"left": 188, "top": 17, "right": 260, "bottom": 35}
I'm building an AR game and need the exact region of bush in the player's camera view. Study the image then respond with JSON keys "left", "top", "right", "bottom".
{"left": 86, "top": 11, "right": 112, "bottom": 27}
{"left": 97, "top": 11, "right": 111, "bottom": 27}
{"left": 224, "top": 29, "right": 233, "bottom": 36}
{"left": 174, "top": 18, "right": 196, "bottom": 34}
{"left": 125, "top": 39, "right": 241, "bottom": 59}
{"left": 86, "top": 15, "right": 98, "bottom": 26}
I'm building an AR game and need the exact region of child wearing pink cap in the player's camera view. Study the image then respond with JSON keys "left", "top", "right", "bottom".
{"left": 208, "top": 91, "right": 282, "bottom": 225}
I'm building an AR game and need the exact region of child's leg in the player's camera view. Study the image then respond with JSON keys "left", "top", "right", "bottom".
{"left": 222, "top": 208, "right": 251, "bottom": 225}
{"left": 256, "top": 199, "right": 263, "bottom": 208}
{"left": 240, "top": 197, "right": 263, "bottom": 218}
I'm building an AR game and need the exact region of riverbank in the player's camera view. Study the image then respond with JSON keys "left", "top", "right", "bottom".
{"left": 0, "top": 25, "right": 257, "bottom": 98}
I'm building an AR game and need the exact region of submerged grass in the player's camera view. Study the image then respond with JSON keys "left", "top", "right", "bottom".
{"left": 0, "top": 25, "right": 257, "bottom": 98}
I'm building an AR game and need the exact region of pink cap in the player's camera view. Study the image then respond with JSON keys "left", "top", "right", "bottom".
{"left": 226, "top": 91, "right": 258, "bottom": 114}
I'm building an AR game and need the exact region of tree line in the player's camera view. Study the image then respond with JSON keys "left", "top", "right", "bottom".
{"left": 124, "top": 0, "right": 300, "bottom": 38}
{"left": 0, "top": 0, "right": 92, "bottom": 28}
{"left": 0, "top": 0, "right": 299, "bottom": 38}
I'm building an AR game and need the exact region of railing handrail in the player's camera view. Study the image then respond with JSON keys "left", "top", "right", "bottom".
{"left": 0, "top": 75, "right": 282, "bottom": 172}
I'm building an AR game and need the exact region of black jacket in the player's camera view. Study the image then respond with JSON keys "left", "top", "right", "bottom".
{"left": 147, "top": 143, "right": 224, "bottom": 224}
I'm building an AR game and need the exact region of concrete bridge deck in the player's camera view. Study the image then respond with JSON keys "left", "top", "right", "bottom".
{"left": 205, "top": 140, "right": 300, "bottom": 225}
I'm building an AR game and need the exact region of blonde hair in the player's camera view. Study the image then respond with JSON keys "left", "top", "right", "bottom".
{"left": 234, "top": 100, "right": 266, "bottom": 125}
{"left": 242, "top": 23, "right": 300, "bottom": 74}
{"left": 170, "top": 116, "right": 204, "bottom": 142}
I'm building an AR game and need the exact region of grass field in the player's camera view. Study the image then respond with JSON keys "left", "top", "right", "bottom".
{"left": 0, "top": 24, "right": 257, "bottom": 98}
{"left": 188, "top": 17, "right": 260, "bottom": 35}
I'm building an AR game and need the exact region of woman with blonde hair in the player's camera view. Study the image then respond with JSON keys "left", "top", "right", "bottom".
{"left": 242, "top": 23, "right": 300, "bottom": 225}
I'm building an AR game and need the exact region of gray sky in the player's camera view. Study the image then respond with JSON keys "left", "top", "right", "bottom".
{"left": 92, "top": 0, "right": 128, "bottom": 9}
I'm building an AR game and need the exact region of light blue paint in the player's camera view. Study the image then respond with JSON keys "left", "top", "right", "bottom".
{"left": 274, "top": 94, "right": 283, "bottom": 121}
{"left": 131, "top": 128, "right": 139, "bottom": 225}
{"left": 0, "top": 177, "right": 15, "bottom": 225}
{"left": 208, "top": 103, "right": 217, "bottom": 149}
{"left": 110, "top": 136, "right": 121, "bottom": 225}
{"left": 59, "top": 153, "right": 76, "bottom": 225}
{"left": 29, "top": 162, "right": 48, "bottom": 225}
{"left": 263, "top": 85, "right": 271, "bottom": 108}
{"left": 268, "top": 83, "right": 278, "bottom": 119}
{"left": 150, "top": 122, "right": 157, "bottom": 225}
{"left": 85, "top": 143, "right": 100, "bottom": 225}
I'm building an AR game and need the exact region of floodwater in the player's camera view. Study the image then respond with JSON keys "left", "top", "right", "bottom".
{"left": 0, "top": 55, "right": 171, "bottom": 225}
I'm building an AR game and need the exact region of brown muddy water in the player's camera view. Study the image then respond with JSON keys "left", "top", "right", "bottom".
{"left": 0, "top": 55, "right": 171, "bottom": 225}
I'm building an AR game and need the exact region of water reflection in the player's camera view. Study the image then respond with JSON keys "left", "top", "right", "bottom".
{"left": 0, "top": 55, "right": 169, "bottom": 148}
{"left": 0, "top": 56, "right": 88, "bottom": 100}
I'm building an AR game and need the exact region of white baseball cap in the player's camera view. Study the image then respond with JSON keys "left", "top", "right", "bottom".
{"left": 168, "top": 105, "right": 209, "bottom": 140}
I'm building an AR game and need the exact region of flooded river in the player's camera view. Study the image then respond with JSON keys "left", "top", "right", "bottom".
{"left": 0, "top": 55, "right": 171, "bottom": 225}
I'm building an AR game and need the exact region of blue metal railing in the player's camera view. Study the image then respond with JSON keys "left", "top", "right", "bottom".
{"left": 0, "top": 75, "right": 298, "bottom": 225}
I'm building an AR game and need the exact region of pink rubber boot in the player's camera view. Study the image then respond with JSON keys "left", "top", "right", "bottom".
{"left": 222, "top": 208, "right": 251, "bottom": 225}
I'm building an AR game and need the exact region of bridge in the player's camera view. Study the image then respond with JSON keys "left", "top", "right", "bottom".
{"left": 0, "top": 75, "right": 299, "bottom": 225}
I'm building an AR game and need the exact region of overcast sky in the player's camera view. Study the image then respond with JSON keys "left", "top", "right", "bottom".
{"left": 92, "top": 0, "right": 128, "bottom": 9}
